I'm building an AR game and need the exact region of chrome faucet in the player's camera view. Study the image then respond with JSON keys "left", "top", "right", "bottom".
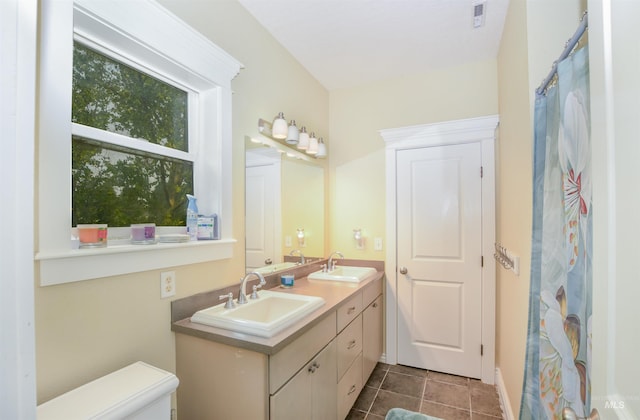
{"left": 328, "top": 251, "right": 344, "bottom": 271}
{"left": 289, "top": 249, "right": 306, "bottom": 265}
{"left": 238, "top": 272, "right": 266, "bottom": 304}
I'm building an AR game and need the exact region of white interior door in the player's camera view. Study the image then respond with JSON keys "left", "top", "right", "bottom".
{"left": 396, "top": 142, "right": 483, "bottom": 378}
{"left": 245, "top": 163, "right": 278, "bottom": 271}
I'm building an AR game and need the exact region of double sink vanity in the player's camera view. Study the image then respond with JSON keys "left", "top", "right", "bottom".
{"left": 171, "top": 259, "right": 384, "bottom": 419}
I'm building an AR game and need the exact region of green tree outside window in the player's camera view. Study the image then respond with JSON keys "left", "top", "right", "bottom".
{"left": 72, "top": 42, "right": 193, "bottom": 227}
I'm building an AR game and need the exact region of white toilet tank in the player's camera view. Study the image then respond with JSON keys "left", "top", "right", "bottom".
{"left": 37, "top": 361, "right": 179, "bottom": 420}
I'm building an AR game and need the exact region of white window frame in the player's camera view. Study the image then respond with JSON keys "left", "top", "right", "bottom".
{"left": 36, "top": 0, "right": 242, "bottom": 286}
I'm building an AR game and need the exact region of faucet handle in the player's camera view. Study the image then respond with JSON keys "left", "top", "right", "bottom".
{"left": 219, "top": 292, "right": 235, "bottom": 309}
{"left": 250, "top": 284, "right": 262, "bottom": 300}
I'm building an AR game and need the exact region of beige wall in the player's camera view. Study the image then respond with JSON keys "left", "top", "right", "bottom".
{"left": 496, "top": 0, "right": 585, "bottom": 415}
{"left": 35, "top": 0, "right": 329, "bottom": 403}
{"left": 328, "top": 59, "right": 499, "bottom": 258}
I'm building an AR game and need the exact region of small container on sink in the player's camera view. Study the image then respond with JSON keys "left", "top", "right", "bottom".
{"left": 280, "top": 274, "right": 294, "bottom": 288}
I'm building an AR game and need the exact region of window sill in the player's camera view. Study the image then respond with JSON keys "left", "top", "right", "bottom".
{"left": 36, "top": 238, "right": 236, "bottom": 286}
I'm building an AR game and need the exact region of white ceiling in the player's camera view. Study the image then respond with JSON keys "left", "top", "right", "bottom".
{"left": 238, "top": 0, "right": 510, "bottom": 90}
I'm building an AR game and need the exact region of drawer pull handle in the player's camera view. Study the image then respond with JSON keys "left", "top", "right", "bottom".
{"left": 372, "top": 302, "right": 379, "bottom": 308}
{"left": 347, "top": 339, "right": 357, "bottom": 350}
{"left": 348, "top": 385, "right": 357, "bottom": 395}
{"left": 347, "top": 306, "right": 356, "bottom": 314}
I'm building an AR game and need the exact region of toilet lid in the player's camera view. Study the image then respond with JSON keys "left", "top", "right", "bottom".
{"left": 37, "top": 362, "right": 179, "bottom": 420}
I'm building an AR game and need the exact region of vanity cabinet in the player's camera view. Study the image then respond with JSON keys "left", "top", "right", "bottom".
{"left": 174, "top": 272, "right": 384, "bottom": 420}
{"left": 175, "top": 312, "right": 336, "bottom": 420}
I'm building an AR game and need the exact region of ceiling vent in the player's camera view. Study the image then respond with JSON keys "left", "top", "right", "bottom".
{"left": 472, "top": 0, "right": 487, "bottom": 28}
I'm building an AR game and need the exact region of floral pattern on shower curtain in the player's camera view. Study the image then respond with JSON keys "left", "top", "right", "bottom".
{"left": 520, "top": 47, "right": 591, "bottom": 420}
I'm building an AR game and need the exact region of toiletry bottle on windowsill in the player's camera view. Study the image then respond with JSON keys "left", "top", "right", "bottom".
{"left": 186, "top": 194, "right": 198, "bottom": 241}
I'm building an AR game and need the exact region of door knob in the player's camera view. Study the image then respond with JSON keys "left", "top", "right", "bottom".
{"left": 399, "top": 266, "right": 408, "bottom": 275}
{"left": 265, "top": 258, "right": 272, "bottom": 265}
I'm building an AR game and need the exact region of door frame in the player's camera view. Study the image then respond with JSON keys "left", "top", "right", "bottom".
{"left": 380, "top": 115, "right": 498, "bottom": 384}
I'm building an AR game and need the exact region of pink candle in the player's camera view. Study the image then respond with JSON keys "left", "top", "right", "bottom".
{"left": 77, "top": 224, "right": 107, "bottom": 248}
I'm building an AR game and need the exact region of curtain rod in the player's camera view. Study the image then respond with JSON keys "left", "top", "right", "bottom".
{"left": 536, "top": 11, "right": 588, "bottom": 96}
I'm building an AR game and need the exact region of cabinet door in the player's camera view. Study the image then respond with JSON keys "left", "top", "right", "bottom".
{"left": 270, "top": 340, "right": 337, "bottom": 420}
{"left": 270, "top": 363, "right": 311, "bottom": 420}
{"left": 311, "top": 339, "right": 337, "bottom": 420}
{"left": 363, "top": 295, "right": 383, "bottom": 382}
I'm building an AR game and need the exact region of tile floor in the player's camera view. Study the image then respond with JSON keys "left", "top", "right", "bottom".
{"left": 347, "top": 363, "right": 504, "bottom": 420}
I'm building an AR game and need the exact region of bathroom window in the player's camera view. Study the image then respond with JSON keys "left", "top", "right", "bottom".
{"left": 36, "top": 0, "right": 242, "bottom": 285}
{"left": 72, "top": 41, "right": 194, "bottom": 227}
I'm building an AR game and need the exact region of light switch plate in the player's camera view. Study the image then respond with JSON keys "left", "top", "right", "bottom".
{"left": 374, "top": 237, "right": 383, "bottom": 251}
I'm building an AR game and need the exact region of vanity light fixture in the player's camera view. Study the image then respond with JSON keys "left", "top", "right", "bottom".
{"left": 297, "top": 228, "right": 305, "bottom": 247}
{"left": 307, "top": 132, "right": 318, "bottom": 155}
{"left": 272, "top": 112, "right": 288, "bottom": 139}
{"left": 353, "top": 229, "right": 364, "bottom": 249}
{"left": 256, "top": 116, "right": 326, "bottom": 160}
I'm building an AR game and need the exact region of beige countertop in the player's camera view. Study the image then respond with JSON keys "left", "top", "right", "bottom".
{"left": 171, "top": 263, "right": 384, "bottom": 355}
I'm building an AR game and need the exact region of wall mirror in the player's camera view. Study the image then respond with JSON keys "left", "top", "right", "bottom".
{"left": 245, "top": 136, "right": 325, "bottom": 274}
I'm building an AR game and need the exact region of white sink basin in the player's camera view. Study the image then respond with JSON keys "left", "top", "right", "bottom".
{"left": 308, "top": 266, "right": 377, "bottom": 283}
{"left": 190, "top": 290, "right": 325, "bottom": 337}
{"left": 252, "top": 262, "right": 298, "bottom": 275}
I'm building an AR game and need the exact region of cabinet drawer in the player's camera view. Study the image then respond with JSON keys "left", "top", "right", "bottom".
{"left": 270, "top": 312, "right": 336, "bottom": 394}
{"left": 337, "top": 314, "right": 362, "bottom": 380}
{"left": 337, "top": 292, "right": 362, "bottom": 332}
{"left": 337, "top": 352, "right": 363, "bottom": 420}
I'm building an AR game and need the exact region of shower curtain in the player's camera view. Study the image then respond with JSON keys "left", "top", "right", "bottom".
{"left": 520, "top": 47, "right": 592, "bottom": 420}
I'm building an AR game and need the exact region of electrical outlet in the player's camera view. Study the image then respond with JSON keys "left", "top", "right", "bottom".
{"left": 160, "top": 271, "right": 176, "bottom": 298}
{"left": 285, "top": 235, "right": 292, "bottom": 247}
{"left": 374, "top": 237, "right": 383, "bottom": 251}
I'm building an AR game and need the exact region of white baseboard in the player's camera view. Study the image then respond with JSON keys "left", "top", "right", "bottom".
{"left": 495, "top": 367, "right": 515, "bottom": 420}
{"left": 379, "top": 353, "right": 387, "bottom": 364}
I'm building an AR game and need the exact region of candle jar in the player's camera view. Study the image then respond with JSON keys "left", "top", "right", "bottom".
{"left": 280, "top": 274, "right": 294, "bottom": 288}
{"left": 77, "top": 224, "right": 108, "bottom": 248}
{"left": 130, "top": 223, "right": 156, "bottom": 245}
